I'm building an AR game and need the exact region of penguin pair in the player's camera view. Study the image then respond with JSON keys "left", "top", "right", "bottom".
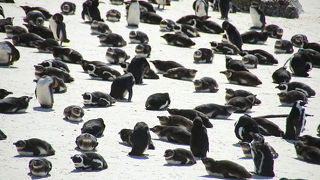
{"left": 81, "top": 0, "right": 103, "bottom": 22}
{"left": 49, "top": 13, "right": 69, "bottom": 46}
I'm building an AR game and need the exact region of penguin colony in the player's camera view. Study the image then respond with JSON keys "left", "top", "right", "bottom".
{"left": 0, "top": 0, "right": 319, "bottom": 179}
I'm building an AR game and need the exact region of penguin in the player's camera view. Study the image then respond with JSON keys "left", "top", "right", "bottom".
{"left": 81, "top": 60, "right": 105, "bottom": 72}
{"left": 298, "top": 135, "right": 320, "bottom": 149}
{"left": 138, "top": 1, "right": 157, "bottom": 13}
{"left": 51, "top": 46, "right": 83, "bottom": 64}
{"left": 298, "top": 48, "right": 320, "bottom": 67}
{"left": 87, "top": 64, "right": 121, "bottom": 81}
{"left": 20, "top": 6, "right": 52, "bottom": 20}
{"left": 167, "top": 108, "right": 213, "bottom": 128}
{"left": 145, "top": 92, "right": 170, "bottom": 110}
{"left": 272, "top": 67, "right": 291, "bottom": 84}
{"left": 106, "top": 47, "right": 130, "bottom": 64}
{"left": 34, "top": 65, "right": 74, "bottom": 83}
{"left": 220, "top": 69, "right": 262, "bottom": 87}
{"left": 106, "top": 9, "right": 121, "bottom": 22}
{"left": 81, "top": 118, "right": 106, "bottom": 138}
{"left": 226, "top": 95, "right": 256, "bottom": 113}
{"left": 240, "top": 49, "right": 278, "bottom": 65}
{"left": 110, "top": 73, "right": 135, "bottom": 102}
{"left": 0, "top": 41, "right": 20, "bottom": 66}
{"left": 140, "top": 11, "right": 163, "bottom": 25}
{"left": 82, "top": 91, "right": 116, "bottom": 107}
{"left": 196, "top": 20, "right": 224, "bottom": 34}
{"left": 234, "top": 114, "right": 260, "bottom": 142}
{"left": 91, "top": 20, "right": 111, "bottom": 35}
{"left": 28, "top": 158, "right": 52, "bottom": 177}
{"left": 63, "top": 105, "right": 84, "bottom": 122}
{"left": 161, "top": 33, "right": 195, "bottom": 47}
{"left": 156, "top": 0, "right": 170, "bottom": 9}
{"left": 289, "top": 51, "right": 313, "bottom": 77}
{"left": 33, "top": 39, "right": 59, "bottom": 53}
{"left": 193, "top": 0, "right": 208, "bottom": 17}
{"left": 174, "top": 23, "right": 200, "bottom": 38}
{"left": 164, "top": 148, "right": 196, "bottom": 165}
{"left": 194, "top": 103, "right": 239, "bottom": 119}
{"left": 71, "top": 152, "right": 108, "bottom": 170}
{"left": 202, "top": 157, "right": 252, "bottom": 178}
{"left": 176, "top": 15, "right": 210, "bottom": 25}
{"left": 23, "top": 11, "right": 46, "bottom": 26}
{"left": 135, "top": 44, "right": 151, "bottom": 58}
{"left": 252, "top": 117, "right": 284, "bottom": 137}
{"left": 210, "top": 40, "right": 240, "bottom": 55}
{"left": 157, "top": 115, "right": 193, "bottom": 132}
{"left": 284, "top": 100, "right": 307, "bottom": 140}
{"left": 49, "top": 13, "right": 69, "bottom": 46}
{"left": 251, "top": 139, "right": 275, "bottom": 177}
{"left": 294, "top": 142, "right": 320, "bottom": 164}
{"left": 0, "top": 89, "right": 12, "bottom": 99}
{"left": 110, "top": 0, "right": 124, "bottom": 5}
{"left": 225, "top": 88, "right": 261, "bottom": 105}
{"left": 81, "top": 0, "right": 103, "bottom": 23}
{"left": 242, "top": 54, "right": 258, "bottom": 69}
{"left": 150, "top": 60, "right": 184, "bottom": 73}
{"left": 0, "top": 129, "right": 7, "bottom": 140}
{"left": 219, "top": 0, "right": 230, "bottom": 19}
{"left": 144, "top": 68, "right": 159, "bottom": 79}
{"left": 303, "top": 42, "right": 320, "bottom": 53}
{"left": 262, "top": 24, "right": 283, "bottom": 39}
{"left": 239, "top": 142, "right": 252, "bottom": 158}
{"left": 190, "top": 117, "right": 209, "bottom": 158}
{"left": 61, "top": 2, "right": 76, "bottom": 15}
{"left": 225, "top": 56, "right": 248, "bottom": 72}
{"left": 35, "top": 75, "right": 54, "bottom": 108}
{"left": 0, "top": 96, "right": 32, "bottom": 113}
{"left": 222, "top": 21, "right": 243, "bottom": 50}
{"left": 274, "top": 39, "right": 294, "bottom": 54}
{"left": 0, "top": 17, "right": 13, "bottom": 32}
{"left": 193, "top": 48, "right": 213, "bottom": 63}
{"left": 277, "top": 90, "right": 307, "bottom": 106}
{"left": 129, "top": 30, "right": 149, "bottom": 44}
{"left": 47, "top": 76, "right": 67, "bottom": 93}
{"left": 126, "top": 0, "right": 140, "bottom": 27}
{"left": 13, "top": 138, "right": 55, "bottom": 156}
{"left": 39, "top": 59, "right": 70, "bottom": 73}
{"left": 250, "top": 1, "right": 266, "bottom": 29}
{"left": 291, "top": 34, "right": 308, "bottom": 48}
{"left": 241, "top": 31, "right": 269, "bottom": 44}
{"left": 193, "top": 77, "right": 219, "bottom": 93}
{"left": 163, "top": 67, "right": 197, "bottom": 81}
{"left": 119, "top": 129, "right": 133, "bottom": 145}
{"left": 76, "top": 133, "right": 98, "bottom": 151}
{"left": 12, "top": 33, "right": 44, "bottom": 48}
{"left": 97, "top": 33, "right": 127, "bottom": 47}
{"left": 122, "top": 56, "right": 150, "bottom": 84}
{"left": 150, "top": 125, "right": 191, "bottom": 145}
{"left": 276, "top": 81, "right": 316, "bottom": 97}
{"left": 4, "top": 25, "right": 27, "bottom": 39}
{"left": 129, "top": 122, "right": 153, "bottom": 156}
{"left": 160, "top": 19, "right": 178, "bottom": 32}
{"left": 23, "top": 23, "right": 54, "bottom": 39}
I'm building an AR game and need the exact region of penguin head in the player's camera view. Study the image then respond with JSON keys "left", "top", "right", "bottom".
{"left": 296, "top": 100, "right": 307, "bottom": 107}
{"left": 193, "top": 50, "right": 202, "bottom": 59}
{"left": 222, "top": 21, "right": 230, "bottom": 31}
{"left": 129, "top": 31, "right": 137, "bottom": 39}
{"left": 220, "top": 70, "right": 233, "bottom": 79}
{"left": 52, "top": 13, "right": 64, "bottom": 23}
{"left": 225, "top": 88, "right": 235, "bottom": 96}
{"left": 193, "top": 79, "right": 202, "bottom": 88}
{"left": 275, "top": 40, "right": 283, "bottom": 49}
{"left": 297, "top": 135, "right": 313, "bottom": 144}
{"left": 164, "top": 149, "right": 174, "bottom": 159}
{"left": 250, "top": 1, "right": 260, "bottom": 8}
{"left": 275, "top": 28, "right": 283, "bottom": 39}
{"left": 34, "top": 65, "right": 45, "bottom": 74}
{"left": 225, "top": 56, "right": 233, "bottom": 63}
{"left": 157, "top": 116, "right": 169, "bottom": 125}
{"left": 13, "top": 140, "right": 27, "bottom": 150}
{"left": 35, "top": 16, "right": 44, "bottom": 26}
{"left": 71, "top": 106, "right": 83, "bottom": 117}
{"left": 188, "top": 69, "right": 197, "bottom": 78}
{"left": 71, "top": 154, "right": 84, "bottom": 164}
{"left": 210, "top": 41, "right": 218, "bottom": 47}
{"left": 277, "top": 92, "right": 287, "bottom": 99}
{"left": 106, "top": 47, "right": 114, "bottom": 55}
{"left": 275, "top": 83, "right": 288, "bottom": 91}
{"left": 21, "top": 96, "right": 32, "bottom": 103}
{"left": 62, "top": 4, "right": 71, "bottom": 13}
{"left": 193, "top": 117, "right": 203, "bottom": 127}
{"left": 11, "top": 35, "right": 20, "bottom": 45}
{"left": 82, "top": 92, "right": 92, "bottom": 103}
{"left": 29, "top": 159, "right": 45, "bottom": 169}
{"left": 135, "top": 44, "right": 144, "bottom": 53}
{"left": 201, "top": 157, "right": 214, "bottom": 167}
{"left": 150, "top": 126, "right": 161, "bottom": 134}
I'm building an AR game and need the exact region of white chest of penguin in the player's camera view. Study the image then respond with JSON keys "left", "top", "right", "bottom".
{"left": 36, "top": 78, "right": 53, "bottom": 105}
{"left": 250, "top": 8, "right": 262, "bottom": 27}
{"left": 127, "top": 2, "right": 140, "bottom": 25}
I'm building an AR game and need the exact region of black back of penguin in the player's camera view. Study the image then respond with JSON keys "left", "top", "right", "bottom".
{"left": 81, "top": 0, "right": 103, "bottom": 22}
{"left": 284, "top": 100, "right": 306, "bottom": 140}
{"left": 219, "top": 0, "right": 230, "bottom": 19}
{"left": 234, "top": 114, "right": 260, "bottom": 142}
{"left": 190, "top": 117, "right": 209, "bottom": 158}
{"left": 129, "top": 122, "right": 152, "bottom": 156}
{"left": 110, "top": 73, "right": 135, "bottom": 102}
{"left": 251, "top": 140, "right": 275, "bottom": 177}
{"left": 145, "top": 92, "right": 170, "bottom": 110}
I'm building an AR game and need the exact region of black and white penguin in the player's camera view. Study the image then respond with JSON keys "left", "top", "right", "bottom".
{"left": 241, "top": 31, "right": 269, "bottom": 44}
{"left": 0, "top": 17, "right": 13, "bottom": 32}
{"left": 81, "top": 0, "right": 103, "bottom": 22}
{"left": 63, "top": 105, "right": 84, "bottom": 122}
{"left": 4, "top": 25, "right": 27, "bottom": 39}
{"left": 0, "top": 89, "right": 12, "bottom": 99}
{"left": 135, "top": 44, "right": 151, "bottom": 58}
{"left": 252, "top": 117, "right": 284, "bottom": 137}
{"left": 272, "top": 66, "right": 291, "bottom": 84}
{"left": 190, "top": 117, "right": 209, "bottom": 158}
{"left": 234, "top": 114, "right": 260, "bottom": 142}
{"left": 98, "top": 33, "right": 127, "bottom": 47}
{"left": 106, "top": 9, "right": 121, "bottom": 22}
{"left": 23, "top": 11, "right": 46, "bottom": 26}
{"left": 291, "top": 34, "right": 308, "bottom": 48}
{"left": 176, "top": 15, "right": 209, "bottom": 25}
{"left": 157, "top": 115, "right": 193, "bottom": 132}
{"left": 51, "top": 46, "right": 83, "bottom": 64}
{"left": 81, "top": 118, "right": 106, "bottom": 138}
{"left": 110, "top": 0, "right": 124, "bottom": 5}
{"left": 49, "top": 13, "right": 69, "bottom": 46}
{"left": 193, "top": 48, "right": 213, "bottom": 63}
{"left": 122, "top": 56, "right": 150, "bottom": 84}
{"left": 129, "top": 30, "right": 149, "bottom": 44}
{"left": 225, "top": 88, "right": 261, "bottom": 105}
{"left": 161, "top": 33, "right": 195, "bottom": 47}
{"left": 196, "top": 20, "right": 224, "bottom": 34}
{"left": 29, "top": 158, "right": 52, "bottom": 177}
{"left": 298, "top": 48, "right": 320, "bottom": 67}
{"left": 163, "top": 67, "right": 197, "bottom": 81}
{"left": 202, "top": 157, "right": 252, "bottom": 178}
{"left": 294, "top": 142, "right": 320, "bottom": 164}
{"left": 23, "top": 23, "right": 54, "bottom": 39}
{"left": 274, "top": 39, "right": 294, "bottom": 54}
{"left": 277, "top": 90, "right": 307, "bottom": 106}
{"left": 251, "top": 139, "right": 275, "bottom": 177}
{"left": 150, "top": 60, "right": 183, "bottom": 73}
{"left": 76, "top": 133, "right": 98, "bottom": 151}
{"left": 91, "top": 20, "right": 111, "bottom": 35}
{"left": 110, "top": 73, "right": 135, "bottom": 102}
{"left": 61, "top": 2, "right": 76, "bottom": 15}
{"left": 150, "top": 125, "right": 191, "bottom": 145}
{"left": 0, "top": 41, "right": 20, "bottom": 66}
{"left": 81, "top": 60, "right": 106, "bottom": 72}
{"left": 106, "top": 47, "right": 130, "bottom": 64}
{"left": 193, "top": 0, "right": 208, "bottom": 17}
{"left": 226, "top": 95, "right": 256, "bottom": 113}
{"left": 262, "top": 24, "right": 283, "bottom": 39}
{"left": 284, "top": 100, "right": 307, "bottom": 140}
{"left": 82, "top": 91, "right": 116, "bottom": 107}
{"left": 140, "top": 11, "right": 163, "bottom": 25}
{"left": 12, "top": 33, "right": 44, "bottom": 48}
{"left": 126, "top": 0, "right": 140, "bottom": 27}
{"left": 129, "top": 122, "right": 153, "bottom": 156}
{"left": 194, "top": 103, "right": 239, "bottom": 119}
{"left": 194, "top": 77, "right": 219, "bottom": 93}
{"left": 220, "top": 69, "right": 262, "bottom": 86}
{"left": 289, "top": 51, "right": 313, "bottom": 77}
{"left": 39, "top": 59, "right": 70, "bottom": 73}
{"left": 34, "top": 65, "right": 74, "bottom": 83}
{"left": 219, "top": 0, "right": 230, "bottom": 19}
{"left": 119, "top": 128, "right": 155, "bottom": 149}
{"left": 298, "top": 135, "right": 320, "bottom": 149}
{"left": 174, "top": 23, "right": 200, "bottom": 38}
{"left": 145, "top": 92, "right": 170, "bottom": 110}
{"left": 0, "top": 96, "right": 32, "bottom": 113}
{"left": 71, "top": 152, "right": 108, "bottom": 170}
{"left": 242, "top": 54, "right": 258, "bottom": 69}
{"left": 160, "top": 19, "right": 178, "bottom": 32}
{"left": 303, "top": 42, "right": 320, "bottom": 53}
{"left": 33, "top": 39, "right": 59, "bottom": 53}
{"left": 210, "top": 41, "right": 240, "bottom": 55}
{"left": 222, "top": 21, "right": 243, "bottom": 50}
{"left": 13, "top": 138, "right": 55, "bottom": 156}
{"left": 87, "top": 64, "right": 121, "bottom": 81}
{"left": 20, "top": 6, "right": 52, "bottom": 20}
{"left": 249, "top": 1, "right": 266, "bottom": 29}
{"left": 164, "top": 148, "right": 196, "bottom": 165}
{"left": 144, "top": 68, "right": 159, "bottom": 80}
{"left": 275, "top": 82, "right": 315, "bottom": 98}
{"left": 240, "top": 49, "right": 278, "bottom": 65}
{"left": 35, "top": 75, "right": 54, "bottom": 108}
{"left": 225, "top": 56, "right": 248, "bottom": 72}
{"left": 167, "top": 108, "right": 213, "bottom": 128}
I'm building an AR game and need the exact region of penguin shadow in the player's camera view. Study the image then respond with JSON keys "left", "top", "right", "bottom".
{"left": 70, "top": 168, "right": 104, "bottom": 173}
{"left": 232, "top": 142, "right": 241, "bottom": 147}
{"left": 80, "top": 21, "right": 92, "bottom": 25}
{"left": 193, "top": 91, "right": 218, "bottom": 94}
{"left": 118, "top": 141, "right": 131, "bottom": 147}
{"left": 74, "top": 147, "right": 97, "bottom": 153}
{"left": 163, "top": 163, "right": 194, "bottom": 167}
{"left": 82, "top": 105, "right": 113, "bottom": 109}
{"left": 283, "top": 139, "right": 300, "bottom": 144}
{"left": 152, "top": 138, "right": 189, "bottom": 147}
{"left": 250, "top": 174, "right": 274, "bottom": 179}
{"left": 210, "top": 117, "right": 233, "bottom": 121}
{"left": 292, "top": 75, "right": 311, "bottom": 79}
{"left": 126, "top": 25, "right": 138, "bottom": 30}
{"left": 238, "top": 156, "right": 252, "bottom": 160}
{"left": 33, "top": 107, "right": 54, "bottom": 112}
{"left": 293, "top": 158, "right": 319, "bottom": 165}
{"left": 127, "top": 154, "right": 149, "bottom": 160}
{"left": 199, "top": 175, "right": 225, "bottom": 179}
{"left": 28, "top": 173, "right": 51, "bottom": 179}
{"left": 63, "top": 118, "right": 83, "bottom": 124}
{"left": 0, "top": 66, "right": 18, "bottom": 69}
{"left": 115, "top": 99, "right": 131, "bottom": 103}
{"left": 1, "top": 111, "right": 28, "bottom": 115}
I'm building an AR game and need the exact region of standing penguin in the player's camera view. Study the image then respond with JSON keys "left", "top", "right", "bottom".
{"left": 251, "top": 139, "right": 275, "bottom": 177}
{"left": 81, "top": 0, "right": 103, "bottom": 22}
{"left": 250, "top": 1, "right": 266, "bottom": 29}
{"left": 129, "top": 122, "right": 153, "bottom": 156}
{"left": 110, "top": 73, "right": 135, "bottom": 102}
{"left": 126, "top": 0, "right": 140, "bottom": 27}
{"left": 284, "top": 100, "right": 307, "bottom": 140}
{"left": 35, "top": 76, "right": 54, "bottom": 108}
{"left": 49, "top": 13, "right": 69, "bottom": 46}
{"left": 219, "top": 0, "right": 230, "bottom": 19}
{"left": 222, "top": 21, "right": 243, "bottom": 50}
{"left": 190, "top": 117, "right": 209, "bottom": 158}
{"left": 193, "top": 0, "right": 208, "bottom": 17}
